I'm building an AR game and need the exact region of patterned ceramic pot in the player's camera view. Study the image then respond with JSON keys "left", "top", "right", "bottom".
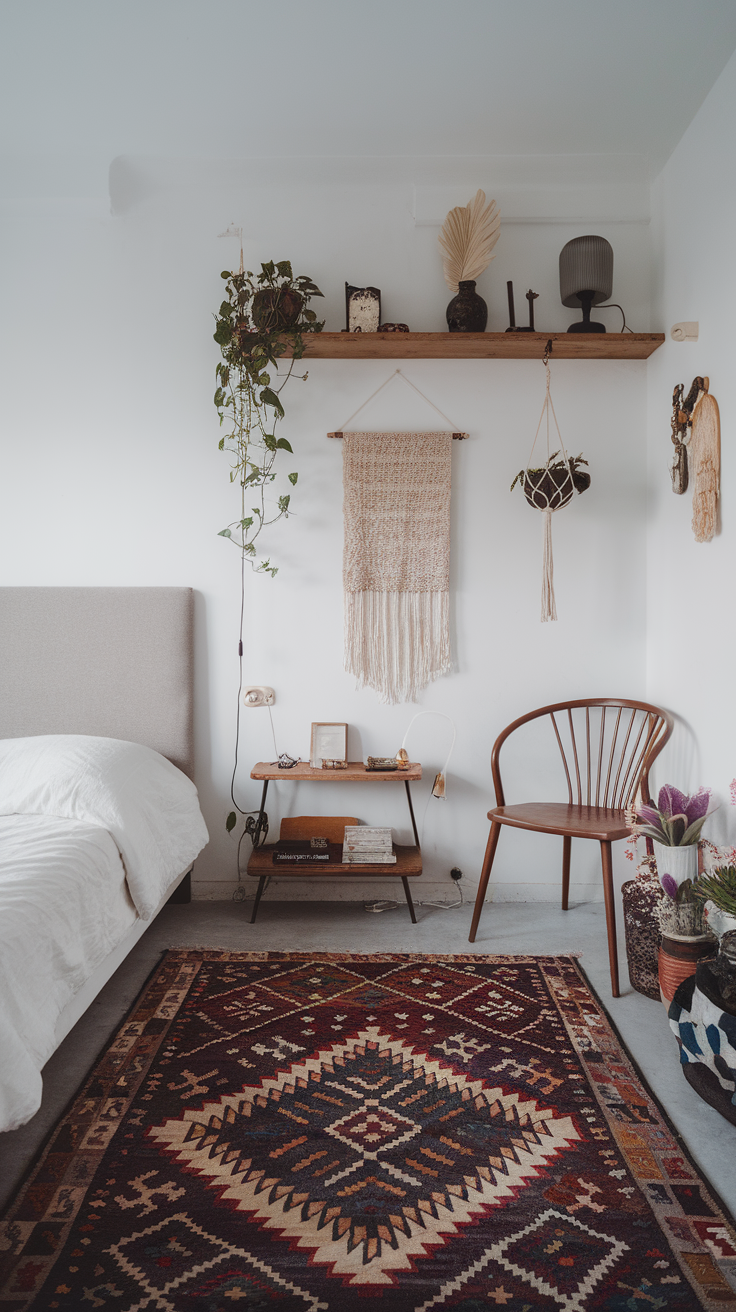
{"left": 659, "top": 933, "right": 715, "bottom": 1007}
{"left": 622, "top": 877, "right": 662, "bottom": 1001}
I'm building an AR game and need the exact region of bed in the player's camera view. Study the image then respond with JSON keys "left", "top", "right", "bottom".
{"left": 0, "top": 587, "right": 209, "bottom": 1132}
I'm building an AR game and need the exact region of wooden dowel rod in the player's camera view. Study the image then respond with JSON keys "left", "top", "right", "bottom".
{"left": 327, "top": 431, "right": 468, "bottom": 440}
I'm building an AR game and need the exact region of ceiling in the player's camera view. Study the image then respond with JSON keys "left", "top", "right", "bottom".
{"left": 2, "top": 0, "right": 736, "bottom": 191}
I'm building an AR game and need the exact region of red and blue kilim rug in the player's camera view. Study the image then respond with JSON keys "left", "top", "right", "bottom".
{"left": 2, "top": 951, "right": 736, "bottom": 1310}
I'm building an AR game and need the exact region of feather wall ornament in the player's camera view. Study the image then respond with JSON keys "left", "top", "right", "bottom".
{"left": 690, "top": 381, "right": 720, "bottom": 542}
{"left": 438, "top": 189, "right": 501, "bottom": 293}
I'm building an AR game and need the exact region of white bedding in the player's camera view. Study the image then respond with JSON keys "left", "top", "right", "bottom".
{"left": 0, "top": 736, "right": 209, "bottom": 1132}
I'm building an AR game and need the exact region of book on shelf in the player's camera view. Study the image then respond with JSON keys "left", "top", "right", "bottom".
{"left": 342, "top": 852, "right": 397, "bottom": 864}
{"left": 342, "top": 825, "right": 396, "bottom": 864}
{"left": 272, "top": 841, "right": 343, "bottom": 865}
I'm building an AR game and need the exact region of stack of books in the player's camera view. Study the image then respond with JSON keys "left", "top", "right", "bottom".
{"left": 272, "top": 840, "right": 342, "bottom": 865}
{"left": 342, "top": 826, "right": 396, "bottom": 865}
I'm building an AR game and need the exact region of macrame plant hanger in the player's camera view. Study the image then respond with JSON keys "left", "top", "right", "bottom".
{"left": 525, "top": 351, "right": 575, "bottom": 623}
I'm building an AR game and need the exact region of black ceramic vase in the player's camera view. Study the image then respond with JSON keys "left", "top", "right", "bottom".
{"left": 446, "top": 280, "right": 487, "bottom": 332}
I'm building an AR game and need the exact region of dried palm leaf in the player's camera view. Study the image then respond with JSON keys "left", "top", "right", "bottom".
{"left": 439, "top": 189, "right": 501, "bottom": 293}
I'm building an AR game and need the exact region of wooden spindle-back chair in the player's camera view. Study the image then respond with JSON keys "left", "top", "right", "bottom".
{"left": 468, "top": 698, "right": 673, "bottom": 996}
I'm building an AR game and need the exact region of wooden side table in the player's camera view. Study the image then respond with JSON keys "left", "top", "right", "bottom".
{"left": 246, "top": 761, "right": 422, "bottom": 923}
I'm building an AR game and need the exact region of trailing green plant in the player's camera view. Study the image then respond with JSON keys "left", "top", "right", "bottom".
{"left": 213, "top": 260, "right": 324, "bottom": 576}
{"left": 694, "top": 865, "right": 736, "bottom": 917}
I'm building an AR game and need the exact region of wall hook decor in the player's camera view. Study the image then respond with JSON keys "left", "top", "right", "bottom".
{"left": 670, "top": 375, "right": 705, "bottom": 495}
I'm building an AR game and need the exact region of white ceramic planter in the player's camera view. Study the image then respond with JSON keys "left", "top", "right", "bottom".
{"left": 656, "top": 843, "right": 698, "bottom": 886}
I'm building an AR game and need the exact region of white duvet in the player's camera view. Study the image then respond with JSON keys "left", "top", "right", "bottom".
{"left": 0, "top": 736, "right": 209, "bottom": 1132}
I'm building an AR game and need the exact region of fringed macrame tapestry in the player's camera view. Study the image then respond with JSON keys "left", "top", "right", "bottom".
{"left": 342, "top": 432, "right": 452, "bottom": 704}
{"left": 690, "top": 382, "right": 720, "bottom": 542}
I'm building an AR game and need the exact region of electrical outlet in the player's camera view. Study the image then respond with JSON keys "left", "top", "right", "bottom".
{"left": 242, "top": 685, "right": 275, "bottom": 707}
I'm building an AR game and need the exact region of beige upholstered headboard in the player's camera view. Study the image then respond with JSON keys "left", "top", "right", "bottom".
{"left": 0, "top": 588, "right": 195, "bottom": 778}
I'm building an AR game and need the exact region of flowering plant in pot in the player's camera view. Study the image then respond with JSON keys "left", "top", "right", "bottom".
{"left": 627, "top": 785, "right": 716, "bottom": 1004}
{"left": 694, "top": 862, "right": 736, "bottom": 941}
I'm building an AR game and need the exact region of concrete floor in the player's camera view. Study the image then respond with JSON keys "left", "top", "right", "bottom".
{"left": 2, "top": 897, "right": 736, "bottom": 1218}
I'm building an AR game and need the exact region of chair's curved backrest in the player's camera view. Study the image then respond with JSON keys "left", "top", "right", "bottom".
{"left": 492, "top": 699, "right": 674, "bottom": 811}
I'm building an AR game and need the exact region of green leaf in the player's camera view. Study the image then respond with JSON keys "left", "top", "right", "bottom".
{"left": 221, "top": 270, "right": 231, "bottom": 279}
{"left": 276, "top": 260, "right": 293, "bottom": 279}
{"left": 226, "top": 811, "right": 237, "bottom": 832}
{"left": 278, "top": 494, "right": 290, "bottom": 513}
{"left": 219, "top": 300, "right": 233, "bottom": 318}
{"left": 260, "top": 387, "right": 285, "bottom": 417}
{"left": 244, "top": 542, "right": 256, "bottom": 555}
{"left": 263, "top": 434, "right": 277, "bottom": 451}
{"left": 214, "top": 387, "right": 225, "bottom": 406}
{"left": 288, "top": 471, "right": 298, "bottom": 485}
{"left": 240, "top": 516, "right": 254, "bottom": 530}
{"left": 218, "top": 437, "right": 225, "bottom": 450}
{"left": 304, "top": 309, "right": 317, "bottom": 322}
{"left": 218, "top": 527, "right": 232, "bottom": 537}
{"left": 275, "top": 437, "right": 293, "bottom": 452}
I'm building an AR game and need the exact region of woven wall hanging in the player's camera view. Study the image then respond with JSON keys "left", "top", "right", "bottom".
{"left": 329, "top": 371, "right": 466, "bottom": 703}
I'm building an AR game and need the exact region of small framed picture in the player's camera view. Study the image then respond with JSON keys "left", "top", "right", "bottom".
{"left": 310, "top": 722, "right": 348, "bottom": 768}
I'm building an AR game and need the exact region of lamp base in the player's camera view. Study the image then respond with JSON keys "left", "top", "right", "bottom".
{"left": 567, "top": 319, "right": 606, "bottom": 333}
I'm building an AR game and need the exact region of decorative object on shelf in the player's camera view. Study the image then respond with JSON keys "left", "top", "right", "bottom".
{"left": 511, "top": 351, "right": 589, "bottom": 622}
{"left": 366, "top": 756, "right": 399, "bottom": 771}
{"left": 377, "top": 322, "right": 410, "bottom": 333}
{"left": 559, "top": 235, "right": 613, "bottom": 333}
{"left": 622, "top": 871, "right": 663, "bottom": 1001}
{"left": 439, "top": 189, "right": 500, "bottom": 332}
{"left": 689, "top": 378, "right": 720, "bottom": 542}
{"left": 345, "top": 283, "right": 381, "bottom": 332}
{"left": 505, "top": 282, "right": 539, "bottom": 332}
{"left": 398, "top": 711, "right": 457, "bottom": 800}
{"left": 321, "top": 758, "right": 348, "bottom": 770}
{"left": 310, "top": 722, "right": 348, "bottom": 769}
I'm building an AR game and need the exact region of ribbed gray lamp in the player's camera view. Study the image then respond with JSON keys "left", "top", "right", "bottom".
{"left": 559, "top": 235, "right": 613, "bottom": 333}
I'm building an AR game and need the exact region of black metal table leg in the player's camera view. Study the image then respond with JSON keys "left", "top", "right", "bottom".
{"left": 404, "top": 781, "right": 420, "bottom": 848}
{"left": 250, "top": 876, "right": 268, "bottom": 923}
{"left": 401, "top": 876, "right": 417, "bottom": 923}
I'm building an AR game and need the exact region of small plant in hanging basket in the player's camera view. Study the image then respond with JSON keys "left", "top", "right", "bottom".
{"left": 510, "top": 451, "right": 590, "bottom": 510}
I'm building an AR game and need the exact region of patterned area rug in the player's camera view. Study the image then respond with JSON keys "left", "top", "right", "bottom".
{"left": 2, "top": 951, "right": 736, "bottom": 1311}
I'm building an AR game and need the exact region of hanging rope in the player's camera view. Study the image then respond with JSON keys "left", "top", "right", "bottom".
{"left": 332, "top": 369, "right": 466, "bottom": 435}
{"left": 514, "top": 358, "right": 588, "bottom": 622}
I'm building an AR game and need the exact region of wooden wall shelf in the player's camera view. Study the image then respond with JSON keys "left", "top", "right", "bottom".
{"left": 289, "top": 332, "right": 663, "bottom": 361}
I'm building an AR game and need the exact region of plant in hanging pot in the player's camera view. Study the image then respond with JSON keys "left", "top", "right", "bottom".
{"left": 627, "top": 785, "right": 716, "bottom": 1005}
{"left": 213, "top": 259, "right": 324, "bottom": 576}
{"left": 511, "top": 451, "right": 590, "bottom": 510}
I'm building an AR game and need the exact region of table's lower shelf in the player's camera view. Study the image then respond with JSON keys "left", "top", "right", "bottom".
{"left": 245, "top": 845, "right": 422, "bottom": 923}
{"left": 247, "top": 844, "right": 422, "bottom": 878}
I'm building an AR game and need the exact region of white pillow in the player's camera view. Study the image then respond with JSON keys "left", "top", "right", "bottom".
{"left": 0, "top": 735, "right": 209, "bottom": 918}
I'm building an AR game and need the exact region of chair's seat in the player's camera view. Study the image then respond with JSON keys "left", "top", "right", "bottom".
{"left": 489, "top": 803, "right": 629, "bottom": 842}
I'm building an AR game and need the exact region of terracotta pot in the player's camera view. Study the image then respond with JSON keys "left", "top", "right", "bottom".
{"left": 658, "top": 933, "right": 715, "bottom": 1008}
{"left": 251, "top": 286, "right": 303, "bottom": 331}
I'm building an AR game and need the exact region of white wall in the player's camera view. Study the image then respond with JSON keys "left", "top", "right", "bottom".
{"left": 0, "top": 160, "right": 651, "bottom": 901}
{"left": 646, "top": 50, "right": 736, "bottom": 848}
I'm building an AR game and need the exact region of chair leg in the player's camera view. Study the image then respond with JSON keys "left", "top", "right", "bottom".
{"left": 600, "top": 840, "right": 620, "bottom": 998}
{"left": 561, "top": 837, "right": 571, "bottom": 910}
{"left": 469, "top": 821, "right": 502, "bottom": 943}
